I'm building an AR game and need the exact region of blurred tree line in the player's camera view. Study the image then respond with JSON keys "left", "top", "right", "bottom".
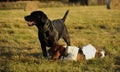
{"left": 0, "top": 0, "right": 88, "bottom": 5}
{"left": 0, "top": 0, "right": 68, "bottom": 2}
{"left": 0, "top": 0, "right": 108, "bottom": 6}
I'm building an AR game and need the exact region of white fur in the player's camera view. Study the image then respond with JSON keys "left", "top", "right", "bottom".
{"left": 61, "top": 44, "right": 105, "bottom": 61}
{"left": 82, "top": 44, "right": 97, "bottom": 60}
{"left": 100, "top": 50, "right": 105, "bottom": 58}
{"left": 62, "top": 46, "right": 79, "bottom": 61}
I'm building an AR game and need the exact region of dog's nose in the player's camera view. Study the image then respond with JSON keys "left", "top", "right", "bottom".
{"left": 24, "top": 16, "right": 31, "bottom": 21}
{"left": 24, "top": 16, "right": 28, "bottom": 21}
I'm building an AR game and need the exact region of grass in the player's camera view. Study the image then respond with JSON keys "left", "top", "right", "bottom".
{"left": 0, "top": 6, "right": 120, "bottom": 72}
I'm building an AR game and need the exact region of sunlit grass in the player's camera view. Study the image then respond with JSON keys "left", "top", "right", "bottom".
{"left": 0, "top": 6, "right": 120, "bottom": 72}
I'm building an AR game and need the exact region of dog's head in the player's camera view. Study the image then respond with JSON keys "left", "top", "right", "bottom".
{"left": 24, "top": 11, "right": 48, "bottom": 27}
{"left": 48, "top": 44, "right": 66, "bottom": 61}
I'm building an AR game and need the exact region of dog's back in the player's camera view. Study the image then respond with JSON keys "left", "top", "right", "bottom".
{"left": 51, "top": 10, "right": 70, "bottom": 45}
{"left": 52, "top": 10, "right": 69, "bottom": 32}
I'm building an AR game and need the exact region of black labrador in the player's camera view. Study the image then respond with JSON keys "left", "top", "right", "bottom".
{"left": 24, "top": 10, "right": 70, "bottom": 57}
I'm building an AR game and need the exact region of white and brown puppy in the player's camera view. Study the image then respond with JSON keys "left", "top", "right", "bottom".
{"left": 48, "top": 44, "right": 105, "bottom": 61}
{"left": 82, "top": 44, "right": 105, "bottom": 59}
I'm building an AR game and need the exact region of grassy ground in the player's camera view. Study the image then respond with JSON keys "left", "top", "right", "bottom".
{"left": 0, "top": 6, "right": 120, "bottom": 72}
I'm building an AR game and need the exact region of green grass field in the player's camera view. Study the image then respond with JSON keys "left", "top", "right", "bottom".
{"left": 0, "top": 6, "right": 120, "bottom": 72}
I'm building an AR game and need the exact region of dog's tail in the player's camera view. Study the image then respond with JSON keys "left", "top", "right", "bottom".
{"left": 62, "top": 10, "right": 69, "bottom": 22}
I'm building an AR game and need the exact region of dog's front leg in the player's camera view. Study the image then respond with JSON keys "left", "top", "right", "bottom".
{"left": 41, "top": 43, "right": 48, "bottom": 57}
{"left": 38, "top": 31, "right": 48, "bottom": 57}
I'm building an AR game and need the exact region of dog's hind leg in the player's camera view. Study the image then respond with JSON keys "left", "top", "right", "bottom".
{"left": 61, "top": 26, "right": 70, "bottom": 56}
{"left": 62, "top": 34, "right": 70, "bottom": 46}
{"left": 62, "top": 28, "right": 70, "bottom": 46}
{"left": 62, "top": 32, "right": 70, "bottom": 57}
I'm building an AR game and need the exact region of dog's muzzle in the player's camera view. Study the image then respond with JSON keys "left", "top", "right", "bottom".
{"left": 24, "top": 16, "right": 36, "bottom": 26}
{"left": 27, "top": 21, "right": 36, "bottom": 26}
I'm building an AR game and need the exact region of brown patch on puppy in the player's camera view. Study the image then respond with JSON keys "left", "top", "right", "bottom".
{"left": 48, "top": 44, "right": 66, "bottom": 61}
{"left": 49, "top": 44, "right": 86, "bottom": 61}
{"left": 95, "top": 50, "right": 103, "bottom": 58}
{"left": 92, "top": 44, "right": 105, "bottom": 58}
{"left": 77, "top": 49, "right": 85, "bottom": 61}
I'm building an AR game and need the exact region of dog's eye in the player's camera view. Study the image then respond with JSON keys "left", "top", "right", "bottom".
{"left": 45, "top": 31, "right": 49, "bottom": 37}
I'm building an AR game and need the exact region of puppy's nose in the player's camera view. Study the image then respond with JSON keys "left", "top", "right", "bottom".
{"left": 50, "top": 58, "right": 57, "bottom": 62}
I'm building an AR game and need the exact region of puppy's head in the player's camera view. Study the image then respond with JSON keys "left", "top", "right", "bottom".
{"left": 48, "top": 44, "right": 66, "bottom": 61}
{"left": 24, "top": 11, "right": 48, "bottom": 27}
{"left": 95, "top": 50, "right": 105, "bottom": 58}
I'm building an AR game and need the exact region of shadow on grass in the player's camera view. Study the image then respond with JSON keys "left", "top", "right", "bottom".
{"left": 114, "top": 55, "right": 120, "bottom": 71}
{"left": 0, "top": 46, "right": 44, "bottom": 62}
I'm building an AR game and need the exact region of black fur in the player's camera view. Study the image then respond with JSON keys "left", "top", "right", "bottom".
{"left": 24, "top": 10, "right": 70, "bottom": 57}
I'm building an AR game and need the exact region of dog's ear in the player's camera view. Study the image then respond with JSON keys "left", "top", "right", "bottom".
{"left": 41, "top": 13, "right": 48, "bottom": 23}
{"left": 30, "top": 11, "right": 48, "bottom": 24}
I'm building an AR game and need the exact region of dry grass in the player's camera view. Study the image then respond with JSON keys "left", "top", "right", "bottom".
{"left": 0, "top": 6, "right": 120, "bottom": 72}
{"left": 110, "top": 0, "right": 120, "bottom": 9}
{"left": 24, "top": 1, "right": 39, "bottom": 11}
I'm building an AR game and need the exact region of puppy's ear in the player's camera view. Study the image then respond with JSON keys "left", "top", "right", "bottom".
{"left": 95, "top": 51, "right": 102, "bottom": 58}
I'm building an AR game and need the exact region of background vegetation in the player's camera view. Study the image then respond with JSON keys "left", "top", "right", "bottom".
{"left": 0, "top": 1, "right": 120, "bottom": 72}
{"left": 0, "top": 0, "right": 120, "bottom": 10}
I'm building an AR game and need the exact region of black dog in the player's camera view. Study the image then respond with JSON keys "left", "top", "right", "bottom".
{"left": 24, "top": 10, "right": 70, "bottom": 57}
